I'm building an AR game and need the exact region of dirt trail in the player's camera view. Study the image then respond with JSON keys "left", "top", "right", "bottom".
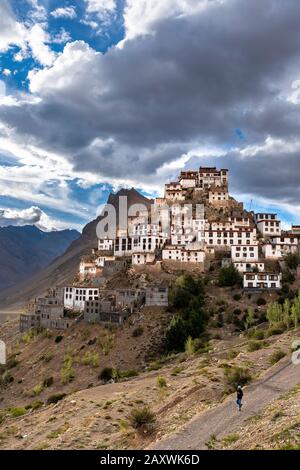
{"left": 151, "top": 359, "right": 300, "bottom": 450}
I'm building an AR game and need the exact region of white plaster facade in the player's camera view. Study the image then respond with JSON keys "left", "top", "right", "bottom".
{"left": 132, "top": 252, "right": 156, "bottom": 265}
{"left": 64, "top": 287, "right": 99, "bottom": 311}
{"left": 162, "top": 246, "right": 205, "bottom": 263}
{"left": 243, "top": 272, "right": 282, "bottom": 290}
{"left": 231, "top": 244, "right": 259, "bottom": 262}
{"left": 205, "top": 228, "right": 257, "bottom": 247}
{"left": 234, "top": 261, "right": 265, "bottom": 273}
{"left": 255, "top": 213, "right": 281, "bottom": 237}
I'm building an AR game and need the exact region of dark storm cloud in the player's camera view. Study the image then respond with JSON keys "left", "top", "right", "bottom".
{"left": 189, "top": 144, "right": 300, "bottom": 204}
{"left": 1, "top": 0, "right": 300, "bottom": 202}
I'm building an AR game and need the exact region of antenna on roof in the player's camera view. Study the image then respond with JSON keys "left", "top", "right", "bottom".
{"left": 249, "top": 199, "right": 253, "bottom": 212}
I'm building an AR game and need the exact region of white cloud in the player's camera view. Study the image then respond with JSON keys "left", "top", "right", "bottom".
{"left": 83, "top": 0, "right": 117, "bottom": 30}
{"left": 2, "top": 69, "right": 11, "bottom": 77}
{"left": 26, "top": 24, "right": 56, "bottom": 67}
{"left": 27, "top": 0, "right": 47, "bottom": 22}
{"left": 52, "top": 28, "right": 72, "bottom": 44}
{"left": 80, "top": 19, "right": 98, "bottom": 29}
{"left": 0, "top": 0, "right": 26, "bottom": 53}
{"left": 50, "top": 6, "right": 77, "bottom": 19}
{"left": 28, "top": 41, "right": 98, "bottom": 94}
{"left": 0, "top": 206, "right": 60, "bottom": 231}
{"left": 287, "top": 79, "right": 300, "bottom": 105}
{"left": 85, "top": 0, "right": 116, "bottom": 15}
{"left": 0, "top": 1, "right": 56, "bottom": 66}
{"left": 121, "top": 0, "right": 222, "bottom": 44}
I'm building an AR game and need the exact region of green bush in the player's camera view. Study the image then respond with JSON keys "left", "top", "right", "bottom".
{"left": 119, "top": 369, "right": 139, "bottom": 379}
{"left": 266, "top": 323, "right": 286, "bottom": 337}
{"left": 129, "top": 407, "right": 155, "bottom": 429}
{"left": 55, "top": 335, "right": 64, "bottom": 344}
{"left": 248, "top": 329, "right": 265, "bottom": 340}
{"left": 166, "top": 275, "right": 208, "bottom": 352}
{"left": 270, "top": 350, "right": 286, "bottom": 365}
{"left": 9, "top": 407, "right": 27, "bottom": 418}
{"left": 25, "top": 400, "right": 44, "bottom": 411}
{"left": 156, "top": 376, "right": 167, "bottom": 388}
{"left": 47, "top": 393, "right": 66, "bottom": 405}
{"left": 81, "top": 351, "right": 100, "bottom": 368}
{"left": 224, "top": 366, "right": 252, "bottom": 387}
{"left": 247, "top": 340, "right": 263, "bottom": 352}
{"left": 32, "top": 383, "right": 44, "bottom": 396}
{"left": 60, "top": 355, "right": 75, "bottom": 384}
{"left": 218, "top": 265, "right": 242, "bottom": 287}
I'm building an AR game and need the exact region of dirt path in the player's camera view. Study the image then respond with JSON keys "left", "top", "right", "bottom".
{"left": 151, "top": 359, "right": 300, "bottom": 450}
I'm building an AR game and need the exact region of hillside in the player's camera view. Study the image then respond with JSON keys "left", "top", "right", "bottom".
{"left": 0, "top": 226, "right": 79, "bottom": 292}
{"left": 0, "top": 188, "right": 152, "bottom": 311}
{"left": 0, "top": 314, "right": 299, "bottom": 450}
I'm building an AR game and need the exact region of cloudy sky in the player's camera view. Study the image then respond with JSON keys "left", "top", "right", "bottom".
{"left": 0, "top": 0, "right": 300, "bottom": 231}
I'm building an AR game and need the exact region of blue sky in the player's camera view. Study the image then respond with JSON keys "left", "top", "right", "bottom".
{"left": 0, "top": 0, "right": 300, "bottom": 232}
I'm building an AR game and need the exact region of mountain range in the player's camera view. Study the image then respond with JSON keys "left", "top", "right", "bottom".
{"left": 0, "top": 225, "right": 80, "bottom": 292}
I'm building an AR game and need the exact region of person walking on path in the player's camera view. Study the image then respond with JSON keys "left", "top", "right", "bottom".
{"left": 236, "top": 385, "right": 243, "bottom": 411}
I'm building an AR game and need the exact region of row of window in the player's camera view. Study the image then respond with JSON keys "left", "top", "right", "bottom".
{"left": 246, "top": 282, "right": 278, "bottom": 288}
{"left": 208, "top": 239, "right": 252, "bottom": 245}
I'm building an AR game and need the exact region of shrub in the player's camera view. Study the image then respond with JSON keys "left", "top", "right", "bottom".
{"left": 9, "top": 407, "right": 27, "bottom": 418}
{"left": 42, "top": 352, "right": 54, "bottom": 363}
{"left": 81, "top": 351, "right": 100, "bottom": 368}
{"left": 22, "top": 329, "right": 37, "bottom": 344}
{"left": 222, "top": 433, "right": 240, "bottom": 447}
{"left": 256, "top": 298, "right": 266, "bottom": 306}
{"left": 55, "top": 335, "right": 64, "bottom": 344}
{"left": 60, "top": 355, "right": 75, "bottom": 384}
{"left": 26, "top": 400, "right": 44, "bottom": 411}
{"left": 185, "top": 336, "right": 195, "bottom": 356}
{"left": 129, "top": 407, "right": 155, "bottom": 429}
{"left": 218, "top": 265, "right": 242, "bottom": 287}
{"left": 156, "top": 376, "right": 167, "bottom": 388}
{"left": 132, "top": 326, "right": 144, "bottom": 337}
{"left": 247, "top": 340, "right": 263, "bottom": 352}
{"left": 270, "top": 350, "right": 286, "bottom": 365}
{"left": 99, "top": 367, "right": 119, "bottom": 382}
{"left": 233, "top": 294, "right": 242, "bottom": 301}
{"left": 248, "top": 329, "right": 265, "bottom": 340}
{"left": 233, "top": 308, "right": 242, "bottom": 316}
{"left": 285, "top": 253, "right": 300, "bottom": 270}
{"left": 32, "top": 383, "right": 44, "bottom": 396}
{"left": 47, "top": 393, "right": 66, "bottom": 405}
{"left": 282, "top": 270, "right": 295, "bottom": 284}
{"left": 120, "top": 369, "right": 138, "bottom": 379}
{"left": 224, "top": 366, "right": 252, "bottom": 387}
{"left": 0, "top": 370, "right": 14, "bottom": 386}
{"left": 171, "top": 366, "right": 183, "bottom": 376}
{"left": 43, "top": 377, "right": 54, "bottom": 388}
{"left": 266, "top": 323, "right": 286, "bottom": 337}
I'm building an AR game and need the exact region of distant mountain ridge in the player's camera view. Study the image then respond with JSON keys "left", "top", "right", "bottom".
{"left": 0, "top": 225, "right": 80, "bottom": 291}
{"left": 0, "top": 188, "right": 153, "bottom": 310}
